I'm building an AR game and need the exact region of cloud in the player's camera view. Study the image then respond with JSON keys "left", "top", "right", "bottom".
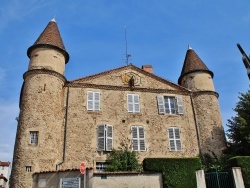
{"left": 0, "top": 0, "right": 54, "bottom": 32}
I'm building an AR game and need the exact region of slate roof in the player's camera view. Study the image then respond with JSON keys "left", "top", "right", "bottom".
{"left": 178, "top": 48, "right": 213, "bottom": 85}
{"left": 27, "top": 18, "right": 69, "bottom": 63}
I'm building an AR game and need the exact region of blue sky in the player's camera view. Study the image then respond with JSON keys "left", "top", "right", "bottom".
{"left": 0, "top": 0, "right": 249, "bottom": 163}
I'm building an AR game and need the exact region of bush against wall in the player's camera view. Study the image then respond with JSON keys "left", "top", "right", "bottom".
{"left": 230, "top": 156, "right": 250, "bottom": 188}
{"left": 143, "top": 158, "right": 201, "bottom": 188}
{"left": 106, "top": 149, "right": 142, "bottom": 172}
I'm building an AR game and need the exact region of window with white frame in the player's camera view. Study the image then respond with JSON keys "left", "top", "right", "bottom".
{"left": 168, "top": 127, "right": 182, "bottom": 151}
{"left": 97, "top": 124, "right": 113, "bottom": 151}
{"left": 131, "top": 126, "right": 146, "bottom": 151}
{"left": 157, "top": 96, "right": 184, "bottom": 115}
{"left": 127, "top": 94, "right": 140, "bottom": 113}
{"left": 87, "top": 91, "right": 100, "bottom": 111}
{"left": 30, "top": 131, "right": 38, "bottom": 145}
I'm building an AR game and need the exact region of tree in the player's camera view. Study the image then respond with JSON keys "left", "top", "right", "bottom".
{"left": 106, "top": 148, "right": 142, "bottom": 172}
{"left": 226, "top": 87, "right": 250, "bottom": 155}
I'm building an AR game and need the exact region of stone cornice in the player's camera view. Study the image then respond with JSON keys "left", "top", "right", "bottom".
{"left": 66, "top": 82, "right": 190, "bottom": 95}
{"left": 191, "top": 90, "right": 219, "bottom": 98}
{"left": 23, "top": 69, "right": 66, "bottom": 82}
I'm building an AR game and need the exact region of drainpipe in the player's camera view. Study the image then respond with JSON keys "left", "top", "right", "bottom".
{"left": 56, "top": 86, "right": 70, "bottom": 170}
{"left": 190, "top": 91, "right": 203, "bottom": 158}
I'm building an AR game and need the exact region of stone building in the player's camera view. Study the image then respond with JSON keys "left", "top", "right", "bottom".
{"left": 0, "top": 161, "right": 11, "bottom": 188}
{"left": 10, "top": 19, "right": 226, "bottom": 187}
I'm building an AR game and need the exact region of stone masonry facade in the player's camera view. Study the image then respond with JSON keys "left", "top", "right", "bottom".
{"left": 10, "top": 19, "right": 226, "bottom": 187}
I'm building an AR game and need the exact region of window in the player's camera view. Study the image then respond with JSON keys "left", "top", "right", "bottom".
{"left": 97, "top": 124, "right": 113, "bottom": 151}
{"left": 131, "top": 126, "right": 146, "bottom": 151}
{"left": 87, "top": 91, "right": 100, "bottom": 111}
{"left": 26, "top": 166, "right": 32, "bottom": 172}
{"left": 127, "top": 94, "right": 140, "bottom": 113}
{"left": 168, "top": 127, "right": 182, "bottom": 151}
{"left": 157, "top": 96, "right": 184, "bottom": 114}
{"left": 30, "top": 131, "right": 38, "bottom": 144}
{"left": 96, "top": 162, "right": 107, "bottom": 172}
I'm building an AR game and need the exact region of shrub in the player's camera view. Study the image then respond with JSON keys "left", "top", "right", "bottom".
{"left": 230, "top": 156, "right": 250, "bottom": 187}
{"left": 143, "top": 158, "right": 201, "bottom": 188}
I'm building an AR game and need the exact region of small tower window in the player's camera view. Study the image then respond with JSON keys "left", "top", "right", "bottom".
{"left": 26, "top": 166, "right": 32, "bottom": 172}
{"left": 30, "top": 131, "right": 38, "bottom": 145}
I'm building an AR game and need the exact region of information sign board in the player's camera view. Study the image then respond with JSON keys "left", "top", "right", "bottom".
{"left": 60, "top": 177, "right": 81, "bottom": 188}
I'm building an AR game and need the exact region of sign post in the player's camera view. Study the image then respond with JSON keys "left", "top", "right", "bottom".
{"left": 80, "top": 162, "right": 86, "bottom": 188}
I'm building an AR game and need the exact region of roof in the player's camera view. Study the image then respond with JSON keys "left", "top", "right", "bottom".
{"left": 27, "top": 18, "right": 69, "bottom": 63}
{"left": 0, "top": 161, "right": 10, "bottom": 167}
{"left": 178, "top": 48, "right": 213, "bottom": 85}
{"left": 0, "top": 174, "right": 7, "bottom": 182}
{"left": 34, "top": 167, "right": 93, "bottom": 174}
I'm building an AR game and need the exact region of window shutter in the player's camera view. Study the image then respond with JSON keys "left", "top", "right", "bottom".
{"left": 175, "top": 128, "right": 182, "bottom": 151}
{"left": 176, "top": 96, "right": 184, "bottom": 114}
{"left": 87, "top": 91, "right": 94, "bottom": 110}
{"left": 106, "top": 125, "right": 113, "bottom": 151}
{"left": 157, "top": 96, "right": 165, "bottom": 114}
{"left": 139, "top": 127, "right": 146, "bottom": 151}
{"left": 127, "top": 94, "right": 134, "bottom": 112}
{"left": 168, "top": 127, "right": 175, "bottom": 151}
{"left": 134, "top": 94, "right": 140, "bottom": 113}
{"left": 97, "top": 125, "right": 105, "bottom": 151}
{"left": 94, "top": 92, "right": 100, "bottom": 111}
{"left": 168, "top": 127, "right": 182, "bottom": 151}
{"left": 132, "top": 127, "right": 139, "bottom": 151}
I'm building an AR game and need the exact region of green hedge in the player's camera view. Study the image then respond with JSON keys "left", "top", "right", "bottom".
{"left": 143, "top": 158, "right": 201, "bottom": 188}
{"left": 230, "top": 156, "right": 250, "bottom": 188}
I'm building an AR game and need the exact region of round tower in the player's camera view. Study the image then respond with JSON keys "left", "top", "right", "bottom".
{"left": 10, "top": 19, "right": 69, "bottom": 187}
{"left": 178, "top": 46, "right": 226, "bottom": 157}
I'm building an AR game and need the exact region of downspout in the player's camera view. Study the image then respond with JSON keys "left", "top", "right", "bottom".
{"left": 56, "top": 86, "right": 70, "bottom": 170}
{"left": 190, "top": 91, "right": 203, "bottom": 158}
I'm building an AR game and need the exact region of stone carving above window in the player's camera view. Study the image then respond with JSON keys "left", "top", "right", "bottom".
{"left": 121, "top": 72, "right": 141, "bottom": 86}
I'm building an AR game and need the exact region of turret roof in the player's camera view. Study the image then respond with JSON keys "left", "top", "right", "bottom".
{"left": 27, "top": 18, "right": 69, "bottom": 63}
{"left": 178, "top": 47, "right": 213, "bottom": 85}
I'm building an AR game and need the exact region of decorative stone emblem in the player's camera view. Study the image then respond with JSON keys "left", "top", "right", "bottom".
{"left": 121, "top": 72, "right": 141, "bottom": 86}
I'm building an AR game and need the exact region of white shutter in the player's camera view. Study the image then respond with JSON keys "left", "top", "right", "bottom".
{"left": 134, "top": 94, "right": 140, "bottom": 113}
{"left": 132, "top": 127, "right": 139, "bottom": 151}
{"left": 175, "top": 128, "right": 182, "bottom": 151}
{"left": 176, "top": 96, "right": 184, "bottom": 114}
{"left": 87, "top": 91, "right": 94, "bottom": 110}
{"left": 97, "top": 125, "right": 105, "bottom": 151}
{"left": 157, "top": 96, "right": 165, "bottom": 114}
{"left": 106, "top": 125, "right": 113, "bottom": 151}
{"left": 168, "top": 127, "right": 182, "bottom": 151}
{"left": 138, "top": 127, "right": 146, "bottom": 151}
{"left": 127, "top": 94, "right": 134, "bottom": 112}
{"left": 94, "top": 92, "right": 100, "bottom": 111}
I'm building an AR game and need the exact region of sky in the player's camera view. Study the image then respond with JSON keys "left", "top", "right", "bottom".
{"left": 0, "top": 0, "right": 249, "bottom": 163}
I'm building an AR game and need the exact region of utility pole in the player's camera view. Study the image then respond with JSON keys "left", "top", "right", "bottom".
{"left": 237, "top": 43, "right": 250, "bottom": 80}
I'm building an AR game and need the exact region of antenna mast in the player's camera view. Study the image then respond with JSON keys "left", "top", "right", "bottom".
{"left": 125, "top": 27, "right": 131, "bottom": 65}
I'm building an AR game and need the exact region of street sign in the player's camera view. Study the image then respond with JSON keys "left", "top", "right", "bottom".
{"left": 80, "top": 162, "right": 86, "bottom": 174}
{"left": 60, "top": 177, "right": 80, "bottom": 188}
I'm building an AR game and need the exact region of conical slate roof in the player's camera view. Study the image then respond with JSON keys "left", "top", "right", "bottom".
{"left": 27, "top": 18, "right": 69, "bottom": 63}
{"left": 178, "top": 47, "right": 213, "bottom": 85}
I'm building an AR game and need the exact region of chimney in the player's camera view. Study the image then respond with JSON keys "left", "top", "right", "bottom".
{"left": 142, "top": 65, "right": 153, "bottom": 74}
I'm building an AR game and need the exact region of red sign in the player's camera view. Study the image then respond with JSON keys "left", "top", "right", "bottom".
{"left": 80, "top": 162, "right": 86, "bottom": 174}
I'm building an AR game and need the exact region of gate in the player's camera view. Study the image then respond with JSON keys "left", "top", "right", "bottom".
{"left": 205, "top": 171, "right": 235, "bottom": 188}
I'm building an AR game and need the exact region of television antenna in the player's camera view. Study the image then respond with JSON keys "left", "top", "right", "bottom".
{"left": 124, "top": 27, "right": 132, "bottom": 65}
